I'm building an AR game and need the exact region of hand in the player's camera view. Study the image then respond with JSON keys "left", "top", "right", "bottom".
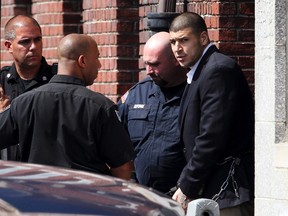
{"left": 172, "top": 188, "right": 193, "bottom": 212}
{"left": 0, "top": 86, "right": 10, "bottom": 112}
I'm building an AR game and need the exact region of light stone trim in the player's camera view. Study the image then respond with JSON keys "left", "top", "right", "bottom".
{"left": 255, "top": 0, "right": 288, "bottom": 215}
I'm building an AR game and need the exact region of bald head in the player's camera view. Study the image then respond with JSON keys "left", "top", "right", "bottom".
{"left": 144, "top": 32, "right": 174, "bottom": 59}
{"left": 58, "top": 34, "right": 96, "bottom": 60}
{"left": 57, "top": 34, "right": 101, "bottom": 86}
{"left": 143, "top": 32, "right": 187, "bottom": 87}
{"left": 5, "top": 15, "right": 42, "bottom": 41}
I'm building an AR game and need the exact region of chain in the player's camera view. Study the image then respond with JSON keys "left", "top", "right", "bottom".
{"left": 212, "top": 157, "right": 240, "bottom": 202}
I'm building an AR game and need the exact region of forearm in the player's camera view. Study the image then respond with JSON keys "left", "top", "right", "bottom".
{"left": 110, "top": 160, "right": 134, "bottom": 180}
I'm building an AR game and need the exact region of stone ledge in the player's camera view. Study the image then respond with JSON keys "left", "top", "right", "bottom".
{"left": 274, "top": 143, "right": 288, "bottom": 168}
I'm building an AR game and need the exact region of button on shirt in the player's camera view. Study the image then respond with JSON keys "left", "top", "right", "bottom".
{"left": 118, "top": 77, "right": 187, "bottom": 193}
{"left": 0, "top": 75, "right": 135, "bottom": 175}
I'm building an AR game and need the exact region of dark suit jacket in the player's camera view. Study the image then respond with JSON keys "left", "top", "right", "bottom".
{"left": 178, "top": 45, "right": 254, "bottom": 209}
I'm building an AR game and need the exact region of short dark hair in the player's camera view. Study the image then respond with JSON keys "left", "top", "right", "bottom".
{"left": 169, "top": 12, "right": 207, "bottom": 34}
{"left": 4, "top": 15, "right": 42, "bottom": 40}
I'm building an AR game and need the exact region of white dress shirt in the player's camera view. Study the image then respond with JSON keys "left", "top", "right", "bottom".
{"left": 187, "top": 43, "right": 213, "bottom": 84}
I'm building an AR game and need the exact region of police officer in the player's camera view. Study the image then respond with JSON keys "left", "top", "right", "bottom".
{"left": 118, "top": 32, "right": 188, "bottom": 193}
{"left": 0, "top": 15, "right": 55, "bottom": 160}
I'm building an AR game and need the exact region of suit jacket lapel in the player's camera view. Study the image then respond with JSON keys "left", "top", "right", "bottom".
{"left": 179, "top": 45, "right": 219, "bottom": 131}
{"left": 179, "top": 83, "right": 190, "bottom": 127}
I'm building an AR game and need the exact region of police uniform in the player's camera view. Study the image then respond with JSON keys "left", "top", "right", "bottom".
{"left": 0, "top": 57, "right": 55, "bottom": 160}
{"left": 118, "top": 77, "right": 187, "bottom": 193}
{"left": 0, "top": 75, "right": 135, "bottom": 174}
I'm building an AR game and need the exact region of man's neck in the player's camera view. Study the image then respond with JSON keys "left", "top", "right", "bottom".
{"left": 16, "top": 65, "right": 40, "bottom": 80}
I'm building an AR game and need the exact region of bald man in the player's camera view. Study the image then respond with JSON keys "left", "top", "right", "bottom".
{"left": 0, "top": 15, "right": 56, "bottom": 161}
{"left": 0, "top": 33, "right": 134, "bottom": 180}
{"left": 118, "top": 32, "right": 188, "bottom": 193}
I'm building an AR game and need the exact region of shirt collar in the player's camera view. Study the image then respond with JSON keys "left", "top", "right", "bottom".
{"left": 7, "top": 57, "right": 50, "bottom": 84}
{"left": 50, "top": 75, "right": 85, "bottom": 86}
{"left": 187, "top": 43, "right": 213, "bottom": 84}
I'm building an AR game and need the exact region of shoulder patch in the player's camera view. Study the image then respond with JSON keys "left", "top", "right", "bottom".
{"left": 121, "top": 91, "right": 129, "bottom": 104}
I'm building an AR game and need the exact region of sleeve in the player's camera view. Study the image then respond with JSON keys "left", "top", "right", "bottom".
{"left": 0, "top": 105, "right": 19, "bottom": 149}
{"left": 99, "top": 103, "right": 135, "bottom": 168}
{"left": 0, "top": 67, "right": 7, "bottom": 88}
{"left": 179, "top": 65, "right": 241, "bottom": 198}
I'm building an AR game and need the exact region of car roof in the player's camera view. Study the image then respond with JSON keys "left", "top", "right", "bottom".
{"left": 0, "top": 160, "right": 184, "bottom": 216}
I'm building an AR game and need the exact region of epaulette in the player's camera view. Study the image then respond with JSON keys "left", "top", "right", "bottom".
{"left": 138, "top": 77, "right": 153, "bottom": 85}
{"left": 128, "top": 77, "right": 152, "bottom": 90}
{"left": 52, "top": 63, "right": 58, "bottom": 75}
{"left": 1, "top": 66, "right": 11, "bottom": 73}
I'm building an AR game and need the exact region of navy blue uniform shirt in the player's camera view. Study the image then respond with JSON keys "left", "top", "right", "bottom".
{"left": 118, "top": 77, "right": 187, "bottom": 193}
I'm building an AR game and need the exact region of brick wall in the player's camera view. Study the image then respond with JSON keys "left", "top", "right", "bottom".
{"left": 191, "top": 0, "right": 255, "bottom": 92}
{"left": 0, "top": 0, "right": 255, "bottom": 102}
{"left": 1, "top": 0, "right": 31, "bottom": 66}
{"left": 83, "top": 0, "right": 139, "bottom": 102}
{"left": 1, "top": 0, "right": 82, "bottom": 64}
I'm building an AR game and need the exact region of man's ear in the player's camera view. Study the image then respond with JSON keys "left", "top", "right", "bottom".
{"left": 200, "top": 31, "right": 209, "bottom": 46}
{"left": 78, "top": 55, "right": 86, "bottom": 68}
{"left": 4, "top": 40, "right": 12, "bottom": 52}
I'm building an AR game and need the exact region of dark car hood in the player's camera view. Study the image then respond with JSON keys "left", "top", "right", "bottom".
{"left": 0, "top": 160, "right": 184, "bottom": 216}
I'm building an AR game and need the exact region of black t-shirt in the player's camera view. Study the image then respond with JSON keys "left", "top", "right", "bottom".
{"left": 0, "top": 57, "right": 55, "bottom": 161}
{"left": 0, "top": 75, "right": 135, "bottom": 175}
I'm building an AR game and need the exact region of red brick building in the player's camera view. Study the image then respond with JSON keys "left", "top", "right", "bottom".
{"left": 0, "top": 0, "right": 254, "bottom": 102}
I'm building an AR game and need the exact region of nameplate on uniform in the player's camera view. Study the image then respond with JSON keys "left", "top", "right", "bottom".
{"left": 133, "top": 104, "right": 145, "bottom": 109}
